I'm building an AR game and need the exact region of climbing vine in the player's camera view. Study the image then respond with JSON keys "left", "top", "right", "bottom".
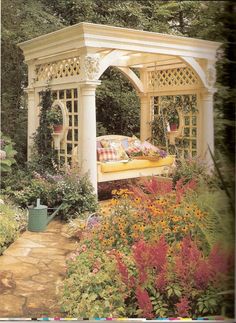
{"left": 30, "top": 89, "right": 57, "bottom": 172}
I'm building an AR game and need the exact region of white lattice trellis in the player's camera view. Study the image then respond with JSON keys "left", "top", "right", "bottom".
{"left": 148, "top": 67, "right": 199, "bottom": 90}
{"left": 35, "top": 57, "right": 81, "bottom": 81}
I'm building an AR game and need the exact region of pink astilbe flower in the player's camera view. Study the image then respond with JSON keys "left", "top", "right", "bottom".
{"left": 175, "top": 236, "right": 201, "bottom": 287}
{"left": 175, "top": 297, "right": 190, "bottom": 317}
{"left": 132, "top": 237, "right": 168, "bottom": 284}
{"left": 208, "top": 245, "right": 231, "bottom": 280}
{"left": 155, "top": 268, "right": 167, "bottom": 291}
{"left": 116, "top": 256, "right": 135, "bottom": 288}
{"left": 136, "top": 286, "right": 154, "bottom": 319}
{"left": 194, "top": 259, "right": 211, "bottom": 289}
{"left": 141, "top": 176, "right": 173, "bottom": 196}
{"left": 130, "top": 185, "right": 149, "bottom": 201}
{"left": 175, "top": 178, "right": 197, "bottom": 203}
{"left": 151, "top": 236, "right": 168, "bottom": 270}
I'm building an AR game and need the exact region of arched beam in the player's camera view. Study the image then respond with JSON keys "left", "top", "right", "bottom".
{"left": 180, "top": 56, "right": 207, "bottom": 87}
{"left": 98, "top": 50, "right": 144, "bottom": 93}
{"left": 98, "top": 50, "right": 129, "bottom": 78}
{"left": 116, "top": 66, "right": 144, "bottom": 93}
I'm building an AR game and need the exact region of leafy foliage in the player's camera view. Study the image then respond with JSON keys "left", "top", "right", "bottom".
{"left": 0, "top": 198, "right": 28, "bottom": 255}
{"left": 29, "top": 89, "right": 58, "bottom": 173}
{"left": 61, "top": 248, "right": 128, "bottom": 317}
{"left": 0, "top": 133, "right": 17, "bottom": 173}
{"left": 96, "top": 67, "right": 140, "bottom": 137}
{"left": 9, "top": 171, "right": 98, "bottom": 221}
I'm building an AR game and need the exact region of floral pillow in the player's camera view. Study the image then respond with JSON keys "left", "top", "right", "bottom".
{"left": 109, "top": 141, "right": 129, "bottom": 160}
{"left": 141, "top": 141, "right": 167, "bottom": 158}
{"left": 100, "top": 139, "right": 110, "bottom": 148}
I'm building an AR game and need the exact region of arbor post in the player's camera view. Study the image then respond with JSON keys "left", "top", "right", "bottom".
{"left": 78, "top": 81, "right": 101, "bottom": 194}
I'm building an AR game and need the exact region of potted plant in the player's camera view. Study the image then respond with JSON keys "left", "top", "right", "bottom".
{"left": 46, "top": 106, "right": 63, "bottom": 133}
{"left": 168, "top": 111, "right": 179, "bottom": 131}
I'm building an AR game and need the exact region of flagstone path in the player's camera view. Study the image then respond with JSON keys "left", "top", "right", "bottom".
{"left": 0, "top": 220, "right": 77, "bottom": 318}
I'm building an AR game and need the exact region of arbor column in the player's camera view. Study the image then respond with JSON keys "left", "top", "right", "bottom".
{"left": 201, "top": 90, "right": 214, "bottom": 167}
{"left": 25, "top": 87, "right": 37, "bottom": 160}
{"left": 140, "top": 93, "right": 151, "bottom": 141}
{"left": 78, "top": 81, "right": 101, "bottom": 194}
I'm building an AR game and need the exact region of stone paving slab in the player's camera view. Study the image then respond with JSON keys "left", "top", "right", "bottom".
{"left": 0, "top": 219, "right": 76, "bottom": 318}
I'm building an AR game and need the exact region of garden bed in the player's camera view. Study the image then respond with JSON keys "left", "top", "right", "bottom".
{"left": 61, "top": 171, "right": 234, "bottom": 318}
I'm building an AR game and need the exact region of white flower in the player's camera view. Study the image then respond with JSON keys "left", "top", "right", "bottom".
{"left": 0, "top": 150, "right": 6, "bottom": 160}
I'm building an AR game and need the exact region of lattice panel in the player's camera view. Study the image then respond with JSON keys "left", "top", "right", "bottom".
{"left": 148, "top": 67, "right": 199, "bottom": 89}
{"left": 51, "top": 89, "right": 79, "bottom": 168}
{"left": 36, "top": 57, "right": 81, "bottom": 81}
{"left": 151, "top": 94, "right": 198, "bottom": 158}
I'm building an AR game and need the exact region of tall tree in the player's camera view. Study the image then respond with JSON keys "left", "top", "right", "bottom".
{"left": 1, "top": 0, "right": 64, "bottom": 164}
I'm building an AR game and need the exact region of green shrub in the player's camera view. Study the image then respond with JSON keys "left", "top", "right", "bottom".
{"left": 12, "top": 171, "right": 98, "bottom": 221}
{"left": 0, "top": 168, "right": 33, "bottom": 192}
{"left": 0, "top": 200, "right": 28, "bottom": 254}
{"left": 61, "top": 248, "right": 128, "bottom": 317}
{"left": 172, "top": 158, "right": 219, "bottom": 187}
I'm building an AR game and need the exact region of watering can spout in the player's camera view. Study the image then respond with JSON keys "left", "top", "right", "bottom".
{"left": 46, "top": 204, "right": 64, "bottom": 225}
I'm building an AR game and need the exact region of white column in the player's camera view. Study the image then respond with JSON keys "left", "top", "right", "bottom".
{"left": 78, "top": 81, "right": 101, "bottom": 194}
{"left": 201, "top": 89, "right": 215, "bottom": 167}
{"left": 25, "top": 87, "right": 37, "bottom": 160}
{"left": 139, "top": 93, "right": 151, "bottom": 141}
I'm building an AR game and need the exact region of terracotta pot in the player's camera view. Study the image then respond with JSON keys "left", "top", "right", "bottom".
{"left": 53, "top": 124, "right": 63, "bottom": 133}
{"left": 170, "top": 123, "right": 178, "bottom": 131}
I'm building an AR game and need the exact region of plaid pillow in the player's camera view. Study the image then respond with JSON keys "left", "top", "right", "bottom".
{"left": 97, "top": 148, "right": 119, "bottom": 162}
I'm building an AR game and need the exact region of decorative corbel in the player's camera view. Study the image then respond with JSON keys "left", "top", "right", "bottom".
{"left": 80, "top": 54, "right": 100, "bottom": 81}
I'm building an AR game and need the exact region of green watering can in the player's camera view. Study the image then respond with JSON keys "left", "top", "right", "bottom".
{"left": 28, "top": 198, "right": 63, "bottom": 232}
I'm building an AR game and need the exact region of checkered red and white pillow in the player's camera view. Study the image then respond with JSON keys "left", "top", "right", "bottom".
{"left": 97, "top": 148, "right": 120, "bottom": 162}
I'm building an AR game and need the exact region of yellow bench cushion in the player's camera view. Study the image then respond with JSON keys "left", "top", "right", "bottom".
{"left": 100, "top": 156, "right": 175, "bottom": 173}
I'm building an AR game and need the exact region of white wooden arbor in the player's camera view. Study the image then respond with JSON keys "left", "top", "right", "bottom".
{"left": 18, "top": 22, "right": 220, "bottom": 193}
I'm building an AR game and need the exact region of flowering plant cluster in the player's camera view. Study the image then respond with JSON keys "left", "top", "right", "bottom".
{"left": 62, "top": 234, "right": 232, "bottom": 318}
{"left": 78, "top": 178, "right": 204, "bottom": 249}
{"left": 11, "top": 170, "right": 98, "bottom": 221}
{"left": 62, "top": 176, "right": 234, "bottom": 318}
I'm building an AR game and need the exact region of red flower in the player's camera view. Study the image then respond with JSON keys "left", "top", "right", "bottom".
{"left": 208, "top": 245, "right": 230, "bottom": 279}
{"left": 116, "top": 256, "right": 135, "bottom": 288}
{"left": 175, "top": 178, "right": 197, "bottom": 203}
{"left": 132, "top": 237, "right": 168, "bottom": 284}
{"left": 155, "top": 269, "right": 167, "bottom": 291}
{"left": 194, "top": 259, "right": 211, "bottom": 289}
{"left": 136, "top": 286, "right": 154, "bottom": 318}
{"left": 175, "top": 236, "right": 201, "bottom": 287}
{"left": 175, "top": 296, "right": 190, "bottom": 317}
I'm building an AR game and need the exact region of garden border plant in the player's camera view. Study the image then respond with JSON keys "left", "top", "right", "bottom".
{"left": 61, "top": 171, "right": 234, "bottom": 318}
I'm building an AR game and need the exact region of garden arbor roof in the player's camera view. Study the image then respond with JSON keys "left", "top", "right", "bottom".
{"left": 19, "top": 22, "right": 221, "bottom": 192}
